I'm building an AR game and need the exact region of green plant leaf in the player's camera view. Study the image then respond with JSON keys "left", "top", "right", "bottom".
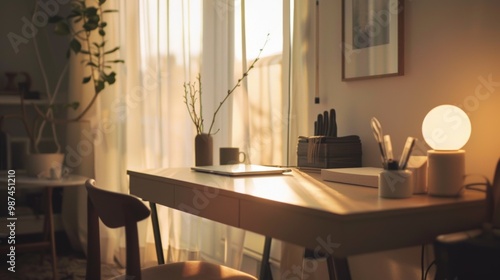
{"left": 84, "top": 7, "right": 98, "bottom": 16}
{"left": 99, "top": 29, "right": 105, "bottom": 36}
{"left": 99, "top": 0, "right": 107, "bottom": 5}
{"left": 83, "top": 11, "right": 100, "bottom": 31}
{"left": 83, "top": 20, "right": 99, "bottom": 31}
{"left": 105, "top": 72, "right": 116, "bottom": 84}
{"left": 102, "top": 9, "right": 118, "bottom": 13}
{"left": 104, "top": 46, "right": 119, "bottom": 54}
{"left": 95, "top": 80, "right": 105, "bottom": 93}
{"left": 70, "top": 39, "right": 82, "bottom": 54}
{"left": 54, "top": 21, "right": 70, "bottom": 35}
{"left": 86, "top": 61, "right": 98, "bottom": 68}
{"left": 88, "top": 14, "right": 100, "bottom": 22}
{"left": 82, "top": 76, "right": 92, "bottom": 84}
{"left": 106, "top": 59, "right": 125, "bottom": 63}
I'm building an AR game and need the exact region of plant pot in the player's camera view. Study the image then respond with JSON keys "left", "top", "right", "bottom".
{"left": 25, "top": 153, "right": 65, "bottom": 178}
{"left": 195, "top": 133, "right": 213, "bottom": 166}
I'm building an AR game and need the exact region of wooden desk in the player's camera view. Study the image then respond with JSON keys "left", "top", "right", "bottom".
{"left": 1, "top": 174, "right": 86, "bottom": 280}
{"left": 127, "top": 168, "right": 486, "bottom": 276}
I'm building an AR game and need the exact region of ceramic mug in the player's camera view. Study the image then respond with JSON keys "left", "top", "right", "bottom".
{"left": 220, "top": 147, "right": 246, "bottom": 165}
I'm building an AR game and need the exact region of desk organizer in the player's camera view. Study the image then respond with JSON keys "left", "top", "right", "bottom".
{"left": 297, "top": 135, "right": 362, "bottom": 169}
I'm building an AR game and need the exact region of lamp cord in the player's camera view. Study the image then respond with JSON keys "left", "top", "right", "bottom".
{"left": 421, "top": 245, "right": 425, "bottom": 280}
{"left": 464, "top": 173, "right": 491, "bottom": 192}
{"left": 424, "top": 260, "right": 436, "bottom": 280}
{"left": 421, "top": 244, "right": 437, "bottom": 280}
{"left": 450, "top": 174, "right": 490, "bottom": 195}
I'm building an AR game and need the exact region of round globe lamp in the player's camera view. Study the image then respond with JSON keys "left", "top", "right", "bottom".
{"left": 422, "top": 105, "right": 471, "bottom": 196}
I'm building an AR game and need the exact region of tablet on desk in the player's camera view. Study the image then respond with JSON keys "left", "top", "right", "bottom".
{"left": 191, "top": 164, "right": 291, "bottom": 176}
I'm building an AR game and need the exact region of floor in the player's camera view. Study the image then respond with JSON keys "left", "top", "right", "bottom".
{"left": 0, "top": 231, "right": 124, "bottom": 280}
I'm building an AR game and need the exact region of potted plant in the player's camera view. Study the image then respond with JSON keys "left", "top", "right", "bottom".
{"left": 183, "top": 37, "right": 267, "bottom": 166}
{"left": 1, "top": 0, "right": 123, "bottom": 177}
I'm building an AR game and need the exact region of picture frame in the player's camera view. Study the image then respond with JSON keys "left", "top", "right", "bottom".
{"left": 341, "top": 0, "right": 404, "bottom": 81}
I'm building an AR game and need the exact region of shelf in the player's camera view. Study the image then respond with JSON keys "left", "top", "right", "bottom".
{"left": 0, "top": 213, "right": 64, "bottom": 235}
{"left": 0, "top": 95, "right": 48, "bottom": 105}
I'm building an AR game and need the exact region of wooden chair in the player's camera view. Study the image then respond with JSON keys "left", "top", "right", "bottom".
{"left": 85, "top": 179, "right": 257, "bottom": 280}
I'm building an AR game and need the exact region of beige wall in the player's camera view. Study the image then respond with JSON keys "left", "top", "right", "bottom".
{"left": 310, "top": 0, "right": 500, "bottom": 278}
{"left": 312, "top": 0, "right": 500, "bottom": 180}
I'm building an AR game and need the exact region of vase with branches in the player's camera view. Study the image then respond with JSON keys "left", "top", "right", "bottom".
{"left": 183, "top": 36, "right": 268, "bottom": 165}
{"left": 1, "top": 0, "right": 123, "bottom": 177}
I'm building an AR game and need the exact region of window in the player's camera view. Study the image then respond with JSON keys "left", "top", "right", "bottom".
{"left": 234, "top": 0, "right": 288, "bottom": 166}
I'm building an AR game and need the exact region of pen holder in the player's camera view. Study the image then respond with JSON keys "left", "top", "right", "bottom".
{"left": 379, "top": 169, "right": 413, "bottom": 198}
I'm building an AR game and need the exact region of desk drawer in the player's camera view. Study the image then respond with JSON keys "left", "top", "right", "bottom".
{"left": 129, "top": 176, "right": 175, "bottom": 207}
{"left": 240, "top": 199, "right": 346, "bottom": 256}
{"left": 175, "top": 187, "right": 239, "bottom": 227}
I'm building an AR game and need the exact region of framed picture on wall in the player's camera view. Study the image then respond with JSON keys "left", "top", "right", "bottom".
{"left": 341, "top": 0, "right": 404, "bottom": 81}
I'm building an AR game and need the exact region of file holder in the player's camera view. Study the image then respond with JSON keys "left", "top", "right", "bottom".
{"left": 297, "top": 135, "right": 362, "bottom": 169}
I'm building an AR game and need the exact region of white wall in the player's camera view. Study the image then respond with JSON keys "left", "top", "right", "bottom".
{"left": 309, "top": 0, "right": 500, "bottom": 279}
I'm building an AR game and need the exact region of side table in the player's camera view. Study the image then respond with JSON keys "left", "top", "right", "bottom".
{"left": 0, "top": 173, "right": 87, "bottom": 280}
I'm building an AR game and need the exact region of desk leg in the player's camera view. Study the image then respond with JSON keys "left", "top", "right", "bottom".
{"left": 332, "top": 257, "right": 351, "bottom": 280}
{"left": 150, "top": 202, "right": 165, "bottom": 264}
{"left": 43, "top": 187, "right": 58, "bottom": 280}
{"left": 259, "top": 236, "right": 273, "bottom": 280}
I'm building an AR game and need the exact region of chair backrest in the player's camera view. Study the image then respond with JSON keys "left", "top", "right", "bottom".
{"left": 85, "top": 179, "right": 150, "bottom": 280}
{"left": 491, "top": 158, "right": 500, "bottom": 228}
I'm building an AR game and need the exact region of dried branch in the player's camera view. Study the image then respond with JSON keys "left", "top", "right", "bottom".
{"left": 207, "top": 36, "right": 269, "bottom": 135}
{"left": 184, "top": 35, "right": 269, "bottom": 135}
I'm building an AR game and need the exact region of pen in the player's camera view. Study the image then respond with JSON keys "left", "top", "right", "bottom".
{"left": 370, "top": 117, "right": 387, "bottom": 165}
{"left": 383, "top": 135, "right": 394, "bottom": 160}
{"left": 399, "top": 137, "right": 416, "bottom": 170}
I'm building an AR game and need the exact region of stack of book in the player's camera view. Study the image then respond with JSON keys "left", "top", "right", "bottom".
{"left": 297, "top": 135, "right": 362, "bottom": 169}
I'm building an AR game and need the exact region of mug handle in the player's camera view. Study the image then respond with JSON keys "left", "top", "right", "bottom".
{"left": 239, "top": 151, "right": 247, "bottom": 163}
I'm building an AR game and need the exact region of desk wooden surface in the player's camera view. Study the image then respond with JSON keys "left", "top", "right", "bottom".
{"left": 128, "top": 168, "right": 486, "bottom": 257}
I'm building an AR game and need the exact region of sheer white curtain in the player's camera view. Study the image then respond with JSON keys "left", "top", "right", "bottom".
{"left": 118, "top": 0, "right": 250, "bottom": 268}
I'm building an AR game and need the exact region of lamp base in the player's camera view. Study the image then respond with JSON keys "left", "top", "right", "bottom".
{"left": 427, "top": 150, "right": 465, "bottom": 197}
